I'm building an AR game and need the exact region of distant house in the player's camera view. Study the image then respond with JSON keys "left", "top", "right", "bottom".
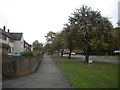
{"left": 10, "top": 33, "right": 24, "bottom": 52}
{"left": 0, "top": 26, "right": 31, "bottom": 56}
{"left": 24, "top": 40, "right": 31, "bottom": 51}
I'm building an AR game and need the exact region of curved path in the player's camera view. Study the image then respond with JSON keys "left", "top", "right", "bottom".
{"left": 2, "top": 55, "right": 72, "bottom": 88}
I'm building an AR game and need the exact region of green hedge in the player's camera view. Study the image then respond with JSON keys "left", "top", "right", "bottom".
{"left": 20, "top": 51, "right": 41, "bottom": 57}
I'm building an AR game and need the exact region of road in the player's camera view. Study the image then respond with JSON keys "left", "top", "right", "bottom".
{"left": 71, "top": 55, "right": 119, "bottom": 64}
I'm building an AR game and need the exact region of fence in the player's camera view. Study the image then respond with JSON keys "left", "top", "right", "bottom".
{"left": 2, "top": 54, "right": 43, "bottom": 77}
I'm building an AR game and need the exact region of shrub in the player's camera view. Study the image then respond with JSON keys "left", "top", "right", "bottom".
{"left": 3, "top": 70, "right": 16, "bottom": 79}
{"left": 32, "top": 51, "right": 42, "bottom": 56}
{"left": 20, "top": 51, "right": 33, "bottom": 57}
{"left": 20, "top": 51, "right": 41, "bottom": 57}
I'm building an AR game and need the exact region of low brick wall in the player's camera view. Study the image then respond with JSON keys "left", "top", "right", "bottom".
{"left": 2, "top": 54, "right": 43, "bottom": 77}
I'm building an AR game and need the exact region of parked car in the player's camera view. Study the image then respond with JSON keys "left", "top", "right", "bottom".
{"left": 71, "top": 52, "right": 76, "bottom": 55}
{"left": 113, "top": 50, "right": 120, "bottom": 54}
{"left": 8, "top": 52, "right": 20, "bottom": 56}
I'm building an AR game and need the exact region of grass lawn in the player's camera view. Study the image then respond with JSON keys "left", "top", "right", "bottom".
{"left": 51, "top": 56, "right": 119, "bottom": 88}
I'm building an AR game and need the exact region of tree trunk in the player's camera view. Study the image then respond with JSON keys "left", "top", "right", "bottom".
{"left": 68, "top": 48, "right": 72, "bottom": 59}
{"left": 61, "top": 49, "right": 64, "bottom": 57}
{"left": 52, "top": 52, "right": 54, "bottom": 55}
{"left": 85, "top": 46, "right": 90, "bottom": 63}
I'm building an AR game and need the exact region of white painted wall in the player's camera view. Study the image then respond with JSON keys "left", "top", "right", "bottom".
{"left": 14, "top": 41, "right": 22, "bottom": 52}
{"left": 14, "top": 36, "right": 24, "bottom": 52}
{"left": 0, "top": 38, "right": 8, "bottom": 44}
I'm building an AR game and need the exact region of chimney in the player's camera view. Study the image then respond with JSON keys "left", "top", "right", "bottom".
{"left": 8, "top": 29, "right": 10, "bottom": 33}
{"left": 3, "top": 26, "right": 6, "bottom": 31}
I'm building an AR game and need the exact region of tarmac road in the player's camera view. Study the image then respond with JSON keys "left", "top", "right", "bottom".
{"left": 72, "top": 55, "right": 119, "bottom": 64}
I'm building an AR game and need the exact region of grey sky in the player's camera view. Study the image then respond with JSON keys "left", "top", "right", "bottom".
{"left": 0, "top": 0, "right": 119, "bottom": 44}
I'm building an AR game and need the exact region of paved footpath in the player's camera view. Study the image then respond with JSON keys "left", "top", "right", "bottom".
{"left": 2, "top": 55, "right": 72, "bottom": 88}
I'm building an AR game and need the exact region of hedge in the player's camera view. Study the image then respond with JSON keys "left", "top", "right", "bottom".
{"left": 20, "top": 51, "right": 42, "bottom": 57}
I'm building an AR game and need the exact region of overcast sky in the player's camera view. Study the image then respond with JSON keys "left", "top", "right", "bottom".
{"left": 0, "top": 0, "right": 119, "bottom": 44}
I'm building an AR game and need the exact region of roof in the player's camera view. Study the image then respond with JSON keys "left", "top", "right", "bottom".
{"left": 24, "top": 40, "right": 32, "bottom": 46}
{"left": 10, "top": 33, "right": 23, "bottom": 40}
{"left": 0, "top": 28, "right": 14, "bottom": 39}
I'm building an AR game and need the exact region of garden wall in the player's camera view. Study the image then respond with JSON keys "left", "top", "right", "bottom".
{"left": 2, "top": 54, "right": 43, "bottom": 77}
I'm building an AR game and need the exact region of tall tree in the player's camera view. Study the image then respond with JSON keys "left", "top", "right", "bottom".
{"left": 33, "top": 40, "right": 43, "bottom": 51}
{"left": 44, "top": 31, "right": 56, "bottom": 54}
{"left": 45, "top": 31, "right": 56, "bottom": 44}
{"left": 62, "top": 24, "right": 78, "bottom": 59}
{"left": 51, "top": 33, "right": 61, "bottom": 54}
{"left": 69, "top": 5, "right": 113, "bottom": 63}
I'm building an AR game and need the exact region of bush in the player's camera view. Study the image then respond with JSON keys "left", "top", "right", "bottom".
{"left": 3, "top": 70, "right": 16, "bottom": 79}
{"left": 32, "top": 51, "right": 42, "bottom": 56}
{"left": 20, "top": 51, "right": 41, "bottom": 57}
{"left": 20, "top": 51, "right": 33, "bottom": 57}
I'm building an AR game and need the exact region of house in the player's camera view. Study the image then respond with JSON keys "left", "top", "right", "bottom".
{"left": 24, "top": 40, "right": 31, "bottom": 51}
{"left": 0, "top": 26, "right": 31, "bottom": 56}
{"left": 0, "top": 27, "right": 14, "bottom": 56}
{"left": 10, "top": 33, "right": 24, "bottom": 52}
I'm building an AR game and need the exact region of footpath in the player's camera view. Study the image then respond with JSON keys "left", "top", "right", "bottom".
{"left": 2, "top": 55, "right": 72, "bottom": 88}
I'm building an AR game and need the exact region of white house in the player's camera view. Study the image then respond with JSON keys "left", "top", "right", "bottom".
{"left": 10, "top": 33, "right": 24, "bottom": 52}
{"left": 0, "top": 26, "right": 31, "bottom": 56}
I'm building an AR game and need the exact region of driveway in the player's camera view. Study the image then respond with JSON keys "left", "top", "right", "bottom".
{"left": 2, "top": 55, "right": 72, "bottom": 88}
{"left": 72, "top": 55, "right": 119, "bottom": 64}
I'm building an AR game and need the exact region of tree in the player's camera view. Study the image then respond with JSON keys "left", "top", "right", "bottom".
{"left": 51, "top": 33, "right": 63, "bottom": 56}
{"left": 59, "top": 31, "right": 68, "bottom": 57}
{"left": 69, "top": 5, "right": 113, "bottom": 63}
{"left": 45, "top": 31, "right": 56, "bottom": 44}
{"left": 33, "top": 40, "right": 43, "bottom": 51}
{"left": 62, "top": 24, "right": 78, "bottom": 59}
{"left": 43, "top": 44, "right": 52, "bottom": 53}
{"left": 113, "top": 27, "right": 120, "bottom": 50}
{"left": 44, "top": 31, "right": 56, "bottom": 54}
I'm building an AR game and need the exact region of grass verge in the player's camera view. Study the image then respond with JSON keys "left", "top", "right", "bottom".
{"left": 52, "top": 57, "right": 118, "bottom": 88}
